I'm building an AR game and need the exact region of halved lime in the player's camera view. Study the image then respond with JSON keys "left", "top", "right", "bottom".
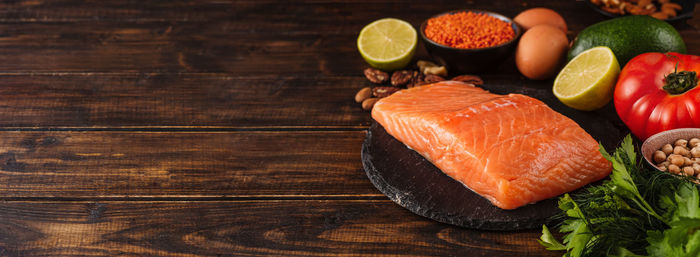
{"left": 553, "top": 46, "right": 620, "bottom": 111}
{"left": 357, "top": 18, "right": 417, "bottom": 71}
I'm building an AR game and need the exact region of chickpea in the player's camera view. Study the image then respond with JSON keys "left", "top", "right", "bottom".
{"left": 660, "top": 161, "right": 670, "bottom": 168}
{"left": 690, "top": 138, "right": 700, "bottom": 148}
{"left": 669, "top": 154, "right": 685, "bottom": 166}
{"left": 693, "top": 163, "right": 700, "bottom": 173}
{"left": 653, "top": 150, "right": 667, "bottom": 164}
{"left": 692, "top": 147, "right": 700, "bottom": 158}
{"left": 683, "top": 166, "right": 695, "bottom": 176}
{"left": 685, "top": 157, "right": 694, "bottom": 167}
{"left": 675, "top": 139, "right": 688, "bottom": 148}
{"left": 674, "top": 146, "right": 690, "bottom": 157}
{"left": 662, "top": 144, "right": 674, "bottom": 155}
{"left": 659, "top": 166, "right": 667, "bottom": 172}
{"left": 669, "top": 164, "right": 681, "bottom": 174}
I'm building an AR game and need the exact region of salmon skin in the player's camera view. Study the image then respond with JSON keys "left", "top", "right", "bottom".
{"left": 371, "top": 81, "right": 612, "bottom": 210}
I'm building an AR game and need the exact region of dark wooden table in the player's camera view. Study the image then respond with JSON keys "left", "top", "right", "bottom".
{"left": 0, "top": 1, "right": 697, "bottom": 256}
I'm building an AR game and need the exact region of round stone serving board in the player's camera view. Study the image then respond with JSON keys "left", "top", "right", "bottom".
{"left": 361, "top": 83, "right": 629, "bottom": 231}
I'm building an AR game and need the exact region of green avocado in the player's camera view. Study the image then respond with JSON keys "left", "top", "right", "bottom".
{"left": 568, "top": 15, "right": 686, "bottom": 66}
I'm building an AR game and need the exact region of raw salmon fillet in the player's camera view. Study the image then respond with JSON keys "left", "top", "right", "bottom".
{"left": 371, "top": 81, "right": 612, "bottom": 209}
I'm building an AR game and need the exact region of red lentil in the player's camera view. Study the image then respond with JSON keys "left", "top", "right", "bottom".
{"left": 425, "top": 11, "right": 515, "bottom": 49}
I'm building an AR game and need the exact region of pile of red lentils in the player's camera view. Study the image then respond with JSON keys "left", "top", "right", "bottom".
{"left": 424, "top": 11, "right": 515, "bottom": 49}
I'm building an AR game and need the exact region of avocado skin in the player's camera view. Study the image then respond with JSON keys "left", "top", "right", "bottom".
{"left": 568, "top": 15, "right": 686, "bottom": 65}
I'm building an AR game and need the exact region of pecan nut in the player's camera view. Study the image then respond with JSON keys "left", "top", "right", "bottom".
{"left": 391, "top": 70, "right": 413, "bottom": 87}
{"left": 451, "top": 75, "right": 484, "bottom": 85}
{"left": 424, "top": 74, "right": 446, "bottom": 83}
{"left": 372, "top": 86, "right": 401, "bottom": 98}
{"left": 364, "top": 68, "right": 389, "bottom": 84}
{"left": 406, "top": 71, "right": 425, "bottom": 88}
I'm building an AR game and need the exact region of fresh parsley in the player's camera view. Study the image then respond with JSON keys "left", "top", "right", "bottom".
{"left": 539, "top": 135, "right": 700, "bottom": 257}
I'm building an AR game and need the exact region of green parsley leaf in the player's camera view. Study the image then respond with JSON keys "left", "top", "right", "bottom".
{"left": 539, "top": 225, "right": 567, "bottom": 251}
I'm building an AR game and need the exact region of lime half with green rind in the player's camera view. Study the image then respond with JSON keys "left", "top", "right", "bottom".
{"left": 357, "top": 18, "right": 417, "bottom": 71}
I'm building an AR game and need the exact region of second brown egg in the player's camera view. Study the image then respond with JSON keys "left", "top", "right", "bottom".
{"left": 515, "top": 25, "right": 569, "bottom": 80}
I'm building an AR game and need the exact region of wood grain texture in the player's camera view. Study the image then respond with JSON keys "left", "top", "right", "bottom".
{"left": 0, "top": 131, "right": 377, "bottom": 198}
{"left": 0, "top": 200, "right": 557, "bottom": 257}
{"left": 0, "top": 1, "right": 696, "bottom": 256}
{"left": 0, "top": 74, "right": 371, "bottom": 127}
{"left": 0, "top": 1, "right": 693, "bottom": 75}
{"left": 0, "top": 73, "right": 628, "bottom": 128}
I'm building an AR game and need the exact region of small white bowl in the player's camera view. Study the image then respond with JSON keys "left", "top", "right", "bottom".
{"left": 641, "top": 128, "right": 700, "bottom": 171}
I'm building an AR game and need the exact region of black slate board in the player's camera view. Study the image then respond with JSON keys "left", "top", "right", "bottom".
{"left": 361, "top": 82, "right": 629, "bottom": 231}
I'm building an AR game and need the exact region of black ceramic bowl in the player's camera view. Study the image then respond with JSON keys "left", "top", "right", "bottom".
{"left": 419, "top": 10, "right": 522, "bottom": 74}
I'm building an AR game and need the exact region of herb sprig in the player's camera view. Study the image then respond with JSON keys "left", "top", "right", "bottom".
{"left": 539, "top": 135, "right": 700, "bottom": 257}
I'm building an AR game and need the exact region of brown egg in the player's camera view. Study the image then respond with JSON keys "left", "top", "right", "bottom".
{"left": 515, "top": 25, "right": 569, "bottom": 80}
{"left": 514, "top": 8, "right": 567, "bottom": 33}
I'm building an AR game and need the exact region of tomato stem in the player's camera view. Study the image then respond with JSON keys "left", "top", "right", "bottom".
{"left": 663, "top": 62, "right": 698, "bottom": 95}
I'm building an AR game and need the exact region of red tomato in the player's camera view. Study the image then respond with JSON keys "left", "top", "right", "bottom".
{"left": 614, "top": 52, "right": 700, "bottom": 140}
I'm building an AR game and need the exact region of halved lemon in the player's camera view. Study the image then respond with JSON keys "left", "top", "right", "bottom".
{"left": 553, "top": 46, "right": 620, "bottom": 111}
{"left": 357, "top": 18, "right": 417, "bottom": 71}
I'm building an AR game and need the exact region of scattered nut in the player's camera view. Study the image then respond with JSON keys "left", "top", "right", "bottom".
{"left": 417, "top": 60, "right": 438, "bottom": 73}
{"left": 372, "top": 86, "right": 401, "bottom": 98}
{"left": 362, "top": 97, "right": 380, "bottom": 111}
{"left": 424, "top": 74, "right": 446, "bottom": 84}
{"left": 424, "top": 66, "right": 448, "bottom": 77}
{"left": 406, "top": 71, "right": 425, "bottom": 88}
{"left": 602, "top": 6, "right": 622, "bottom": 14}
{"left": 364, "top": 68, "right": 389, "bottom": 84}
{"left": 650, "top": 12, "right": 669, "bottom": 19}
{"left": 592, "top": 0, "right": 682, "bottom": 19}
{"left": 675, "top": 139, "right": 688, "bottom": 148}
{"left": 674, "top": 145, "right": 689, "bottom": 157}
{"left": 692, "top": 147, "right": 700, "bottom": 158}
{"left": 355, "top": 87, "right": 372, "bottom": 103}
{"left": 653, "top": 150, "right": 667, "bottom": 163}
{"left": 451, "top": 75, "right": 484, "bottom": 85}
{"left": 669, "top": 154, "right": 685, "bottom": 166}
{"left": 685, "top": 157, "right": 694, "bottom": 166}
{"left": 683, "top": 166, "right": 695, "bottom": 176}
{"left": 669, "top": 164, "right": 681, "bottom": 174}
{"left": 654, "top": 137, "right": 700, "bottom": 180}
{"left": 690, "top": 138, "right": 700, "bottom": 148}
{"left": 662, "top": 144, "right": 674, "bottom": 155}
{"left": 391, "top": 70, "right": 413, "bottom": 87}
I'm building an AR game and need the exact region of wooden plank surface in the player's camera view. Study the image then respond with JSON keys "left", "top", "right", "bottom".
{"left": 0, "top": 0, "right": 697, "bottom": 256}
{"left": 0, "top": 73, "right": 625, "bottom": 127}
{"left": 0, "top": 1, "right": 692, "bottom": 75}
{"left": 0, "top": 74, "right": 372, "bottom": 127}
{"left": 0, "top": 131, "right": 378, "bottom": 198}
{"left": 0, "top": 200, "right": 555, "bottom": 257}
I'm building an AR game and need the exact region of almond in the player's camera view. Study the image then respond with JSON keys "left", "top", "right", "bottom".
{"left": 362, "top": 98, "right": 380, "bottom": 111}
{"left": 355, "top": 87, "right": 372, "bottom": 103}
